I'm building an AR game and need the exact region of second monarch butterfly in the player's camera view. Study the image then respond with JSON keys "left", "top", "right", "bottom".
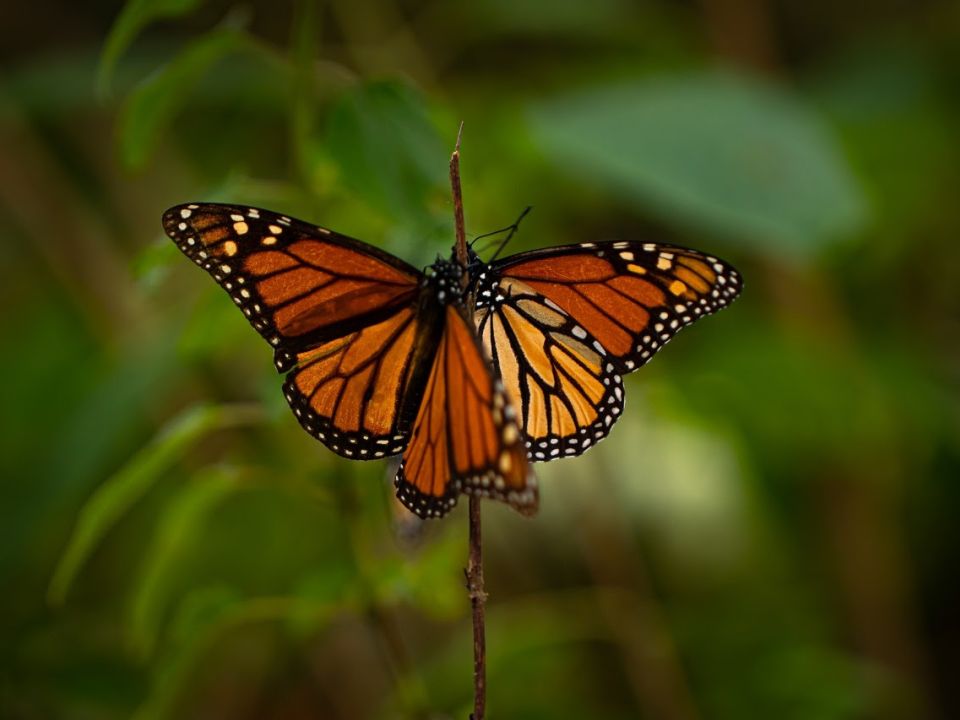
{"left": 163, "top": 203, "right": 741, "bottom": 518}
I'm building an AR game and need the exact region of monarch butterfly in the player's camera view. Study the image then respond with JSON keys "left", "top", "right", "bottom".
{"left": 163, "top": 203, "right": 741, "bottom": 519}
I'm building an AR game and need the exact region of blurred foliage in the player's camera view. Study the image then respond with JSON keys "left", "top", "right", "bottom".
{"left": 2, "top": 0, "right": 959, "bottom": 718}
{"left": 529, "top": 70, "right": 867, "bottom": 256}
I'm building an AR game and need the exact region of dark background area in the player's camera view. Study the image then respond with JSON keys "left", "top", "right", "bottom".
{"left": 1, "top": 1, "right": 959, "bottom": 718}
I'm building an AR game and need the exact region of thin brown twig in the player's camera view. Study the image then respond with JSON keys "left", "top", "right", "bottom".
{"left": 450, "top": 121, "right": 468, "bottom": 272}
{"left": 466, "top": 496, "right": 486, "bottom": 720}
{"left": 448, "top": 121, "right": 487, "bottom": 720}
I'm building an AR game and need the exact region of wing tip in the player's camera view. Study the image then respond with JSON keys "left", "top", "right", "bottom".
{"left": 161, "top": 203, "right": 201, "bottom": 229}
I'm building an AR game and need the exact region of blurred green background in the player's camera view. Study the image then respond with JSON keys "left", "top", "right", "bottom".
{"left": 2, "top": 0, "right": 959, "bottom": 718}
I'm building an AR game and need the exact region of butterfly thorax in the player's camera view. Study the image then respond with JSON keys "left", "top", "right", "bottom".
{"left": 423, "top": 256, "right": 464, "bottom": 305}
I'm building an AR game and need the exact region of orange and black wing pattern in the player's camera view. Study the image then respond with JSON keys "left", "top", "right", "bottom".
{"left": 492, "top": 241, "right": 742, "bottom": 374}
{"left": 163, "top": 203, "right": 431, "bottom": 458}
{"left": 395, "top": 305, "right": 537, "bottom": 519}
{"left": 163, "top": 201, "right": 742, "bottom": 516}
{"left": 282, "top": 305, "right": 432, "bottom": 458}
{"left": 162, "top": 203, "right": 422, "bottom": 373}
{"left": 475, "top": 276, "right": 623, "bottom": 460}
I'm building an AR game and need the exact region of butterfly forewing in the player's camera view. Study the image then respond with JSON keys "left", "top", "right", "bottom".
{"left": 475, "top": 277, "right": 624, "bottom": 460}
{"left": 162, "top": 203, "right": 422, "bottom": 372}
{"left": 492, "top": 241, "right": 742, "bottom": 374}
{"left": 395, "top": 305, "right": 537, "bottom": 519}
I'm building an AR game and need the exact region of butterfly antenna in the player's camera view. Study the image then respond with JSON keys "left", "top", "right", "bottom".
{"left": 469, "top": 235, "right": 505, "bottom": 254}
{"left": 487, "top": 206, "right": 532, "bottom": 262}
{"left": 470, "top": 213, "right": 524, "bottom": 247}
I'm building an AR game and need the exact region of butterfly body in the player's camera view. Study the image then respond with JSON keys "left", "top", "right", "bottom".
{"left": 163, "top": 203, "right": 741, "bottom": 519}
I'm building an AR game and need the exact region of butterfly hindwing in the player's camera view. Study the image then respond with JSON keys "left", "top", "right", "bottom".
{"left": 475, "top": 276, "right": 624, "bottom": 460}
{"left": 282, "top": 305, "right": 433, "bottom": 458}
{"left": 162, "top": 203, "right": 423, "bottom": 372}
{"left": 492, "top": 241, "right": 742, "bottom": 374}
{"left": 395, "top": 305, "right": 537, "bottom": 519}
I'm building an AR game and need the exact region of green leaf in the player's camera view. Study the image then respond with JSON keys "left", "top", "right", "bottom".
{"left": 134, "top": 585, "right": 355, "bottom": 720}
{"left": 117, "top": 29, "right": 258, "bottom": 169}
{"left": 289, "top": 0, "right": 322, "bottom": 185}
{"left": 372, "top": 529, "right": 464, "bottom": 619}
{"left": 326, "top": 80, "right": 447, "bottom": 228}
{"left": 132, "top": 238, "right": 179, "bottom": 291}
{"left": 127, "top": 466, "right": 241, "bottom": 656}
{"left": 528, "top": 70, "right": 869, "bottom": 256}
{"left": 98, "top": 0, "right": 205, "bottom": 96}
{"left": 47, "top": 403, "right": 263, "bottom": 606}
{"left": 174, "top": 286, "right": 255, "bottom": 363}
{"left": 133, "top": 594, "right": 295, "bottom": 720}
{"left": 286, "top": 567, "right": 359, "bottom": 640}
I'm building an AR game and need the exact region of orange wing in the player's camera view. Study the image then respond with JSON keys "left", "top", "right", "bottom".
{"left": 164, "top": 203, "right": 436, "bottom": 458}
{"left": 475, "top": 277, "right": 623, "bottom": 460}
{"left": 493, "top": 241, "right": 742, "bottom": 373}
{"left": 395, "top": 305, "right": 537, "bottom": 519}
{"left": 283, "top": 305, "right": 438, "bottom": 458}
{"left": 162, "top": 203, "right": 422, "bottom": 372}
